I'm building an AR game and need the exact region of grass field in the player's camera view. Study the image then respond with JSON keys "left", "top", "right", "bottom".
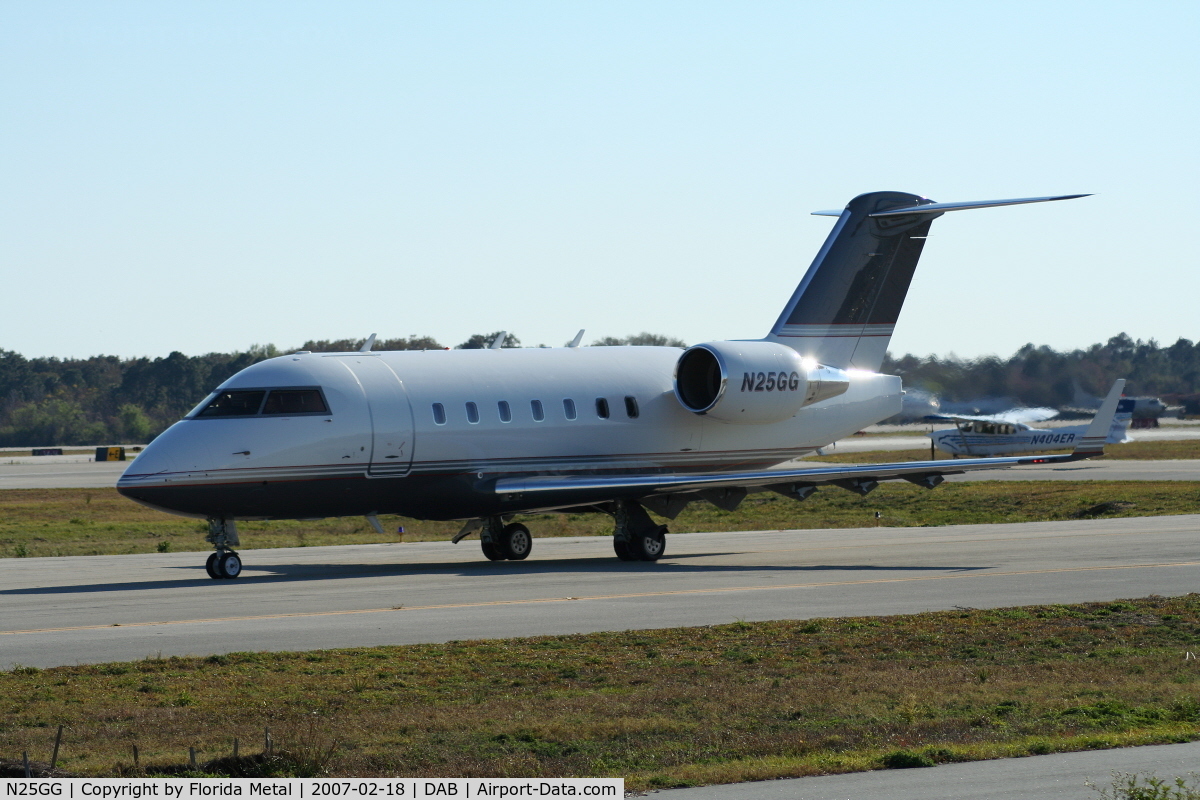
{"left": 2, "top": 480, "right": 1200, "bottom": 559}
{"left": 4, "top": 596, "right": 1200, "bottom": 785}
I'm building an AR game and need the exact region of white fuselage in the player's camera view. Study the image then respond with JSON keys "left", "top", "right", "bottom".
{"left": 118, "top": 346, "right": 901, "bottom": 520}
{"left": 930, "top": 418, "right": 1128, "bottom": 457}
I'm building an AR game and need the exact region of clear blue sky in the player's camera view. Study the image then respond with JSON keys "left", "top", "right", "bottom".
{"left": 3, "top": 1, "right": 1197, "bottom": 360}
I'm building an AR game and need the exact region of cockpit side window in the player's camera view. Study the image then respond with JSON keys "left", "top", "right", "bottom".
{"left": 196, "top": 390, "right": 266, "bottom": 417}
{"left": 262, "top": 389, "right": 329, "bottom": 415}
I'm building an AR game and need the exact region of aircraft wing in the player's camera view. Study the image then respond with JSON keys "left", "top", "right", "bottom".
{"left": 924, "top": 407, "right": 1058, "bottom": 425}
{"left": 494, "top": 450, "right": 1076, "bottom": 502}
{"left": 994, "top": 407, "right": 1059, "bottom": 424}
{"left": 924, "top": 412, "right": 1004, "bottom": 423}
{"left": 494, "top": 380, "right": 1126, "bottom": 505}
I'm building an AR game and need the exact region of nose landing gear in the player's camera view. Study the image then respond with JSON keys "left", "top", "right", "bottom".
{"left": 205, "top": 518, "right": 243, "bottom": 580}
{"left": 205, "top": 550, "right": 243, "bottom": 579}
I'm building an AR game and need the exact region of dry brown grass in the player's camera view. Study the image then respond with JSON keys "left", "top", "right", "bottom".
{"left": 3, "top": 596, "right": 1200, "bottom": 787}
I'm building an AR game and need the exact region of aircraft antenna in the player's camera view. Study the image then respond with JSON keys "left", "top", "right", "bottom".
{"left": 358, "top": 334, "right": 377, "bottom": 353}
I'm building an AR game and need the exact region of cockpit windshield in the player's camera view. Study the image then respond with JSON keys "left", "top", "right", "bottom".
{"left": 193, "top": 388, "right": 329, "bottom": 418}
{"left": 262, "top": 389, "right": 329, "bottom": 414}
{"left": 196, "top": 390, "right": 266, "bottom": 417}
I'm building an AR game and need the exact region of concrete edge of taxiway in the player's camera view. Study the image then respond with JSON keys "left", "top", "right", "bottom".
{"left": 655, "top": 740, "right": 1200, "bottom": 800}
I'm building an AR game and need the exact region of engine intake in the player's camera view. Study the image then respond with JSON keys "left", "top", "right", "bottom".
{"left": 674, "top": 341, "right": 846, "bottom": 423}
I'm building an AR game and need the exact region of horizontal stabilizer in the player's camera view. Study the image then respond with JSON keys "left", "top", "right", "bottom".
{"left": 869, "top": 194, "right": 1090, "bottom": 217}
{"left": 779, "top": 190, "right": 1088, "bottom": 372}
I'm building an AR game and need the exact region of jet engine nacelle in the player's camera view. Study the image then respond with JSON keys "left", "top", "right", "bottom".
{"left": 673, "top": 341, "right": 848, "bottom": 423}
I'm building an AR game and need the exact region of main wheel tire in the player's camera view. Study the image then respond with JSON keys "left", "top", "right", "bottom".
{"left": 481, "top": 538, "right": 504, "bottom": 561}
{"left": 217, "top": 551, "right": 242, "bottom": 579}
{"left": 205, "top": 552, "right": 221, "bottom": 579}
{"left": 630, "top": 526, "right": 667, "bottom": 562}
{"left": 613, "top": 537, "right": 637, "bottom": 561}
{"left": 500, "top": 523, "right": 532, "bottom": 560}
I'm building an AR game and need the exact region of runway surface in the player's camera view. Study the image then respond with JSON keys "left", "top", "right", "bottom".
{"left": 0, "top": 459, "right": 128, "bottom": 488}
{"left": 1, "top": 456, "right": 1197, "bottom": 490}
{"left": 662, "top": 740, "right": 1200, "bottom": 800}
{"left": 4, "top": 514, "right": 1200, "bottom": 669}
{"left": 941, "top": 458, "right": 1200, "bottom": 481}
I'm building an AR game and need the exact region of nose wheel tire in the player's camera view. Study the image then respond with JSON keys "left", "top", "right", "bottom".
{"left": 500, "top": 523, "right": 532, "bottom": 560}
{"left": 206, "top": 550, "right": 243, "bottom": 579}
{"left": 218, "top": 551, "right": 242, "bottom": 578}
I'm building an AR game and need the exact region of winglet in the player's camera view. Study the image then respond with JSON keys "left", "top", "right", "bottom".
{"left": 1072, "top": 379, "right": 1126, "bottom": 456}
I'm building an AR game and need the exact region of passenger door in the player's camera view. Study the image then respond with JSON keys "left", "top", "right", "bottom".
{"left": 343, "top": 357, "right": 415, "bottom": 477}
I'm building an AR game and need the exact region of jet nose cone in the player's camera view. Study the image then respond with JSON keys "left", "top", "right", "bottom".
{"left": 116, "top": 442, "right": 178, "bottom": 502}
{"left": 119, "top": 447, "right": 174, "bottom": 482}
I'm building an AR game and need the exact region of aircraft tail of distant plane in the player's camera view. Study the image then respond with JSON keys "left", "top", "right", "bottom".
{"left": 766, "top": 192, "right": 1089, "bottom": 370}
{"left": 1072, "top": 379, "right": 1126, "bottom": 456}
{"left": 1110, "top": 397, "right": 1136, "bottom": 443}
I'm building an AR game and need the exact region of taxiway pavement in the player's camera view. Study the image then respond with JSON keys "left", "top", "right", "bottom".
{"left": 4, "top": 514, "right": 1199, "bottom": 669}
{"left": 0, "top": 459, "right": 128, "bottom": 489}
{"left": 941, "top": 459, "right": 1200, "bottom": 481}
{"left": 662, "top": 740, "right": 1200, "bottom": 800}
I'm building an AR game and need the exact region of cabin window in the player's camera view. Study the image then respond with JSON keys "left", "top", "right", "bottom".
{"left": 531, "top": 399, "right": 544, "bottom": 421}
{"left": 432, "top": 403, "right": 447, "bottom": 425}
{"left": 466, "top": 402, "right": 480, "bottom": 424}
{"left": 498, "top": 400, "right": 512, "bottom": 422}
{"left": 262, "top": 389, "right": 329, "bottom": 415}
{"left": 595, "top": 397, "right": 610, "bottom": 419}
{"left": 563, "top": 398, "right": 577, "bottom": 420}
{"left": 624, "top": 396, "right": 639, "bottom": 418}
{"left": 196, "top": 390, "right": 266, "bottom": 417}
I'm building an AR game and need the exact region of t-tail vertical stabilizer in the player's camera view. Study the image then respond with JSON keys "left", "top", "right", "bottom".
{"left": 766, "top": 191, "right": 1089, "bottom": 371}
{"left": 1074, "top": 379, "right": 1126, "bottom": 456}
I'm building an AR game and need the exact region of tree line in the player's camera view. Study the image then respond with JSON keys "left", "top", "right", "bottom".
{"left": 2, "top": 331, "right": 1195, "bottom": 446}
{"left": 0, "top": 332, "right": 686, "bottom": 446}
{"left": 883, "top": 333, "right": 1200, "bottom": 409}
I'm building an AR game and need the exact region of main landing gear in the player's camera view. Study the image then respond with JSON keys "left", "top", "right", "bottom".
{"left": 480, "top": 517, "right": 533, "bottom": 561}
{"left": 464, "top": 502, "right": 666, "bottom": 564}
{"left": 611, "top": 500, "right": 667, "bottom": 562}
{"left": 205, "top": 518, "right": 243, "bottom": 580}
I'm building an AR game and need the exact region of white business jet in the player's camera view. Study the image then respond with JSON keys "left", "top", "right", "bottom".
{"left": 928, "top": 393, "right": 1132, "bottom": 457}
{"left": 118, "top": 191, "right": 1103, "bottom": 580}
